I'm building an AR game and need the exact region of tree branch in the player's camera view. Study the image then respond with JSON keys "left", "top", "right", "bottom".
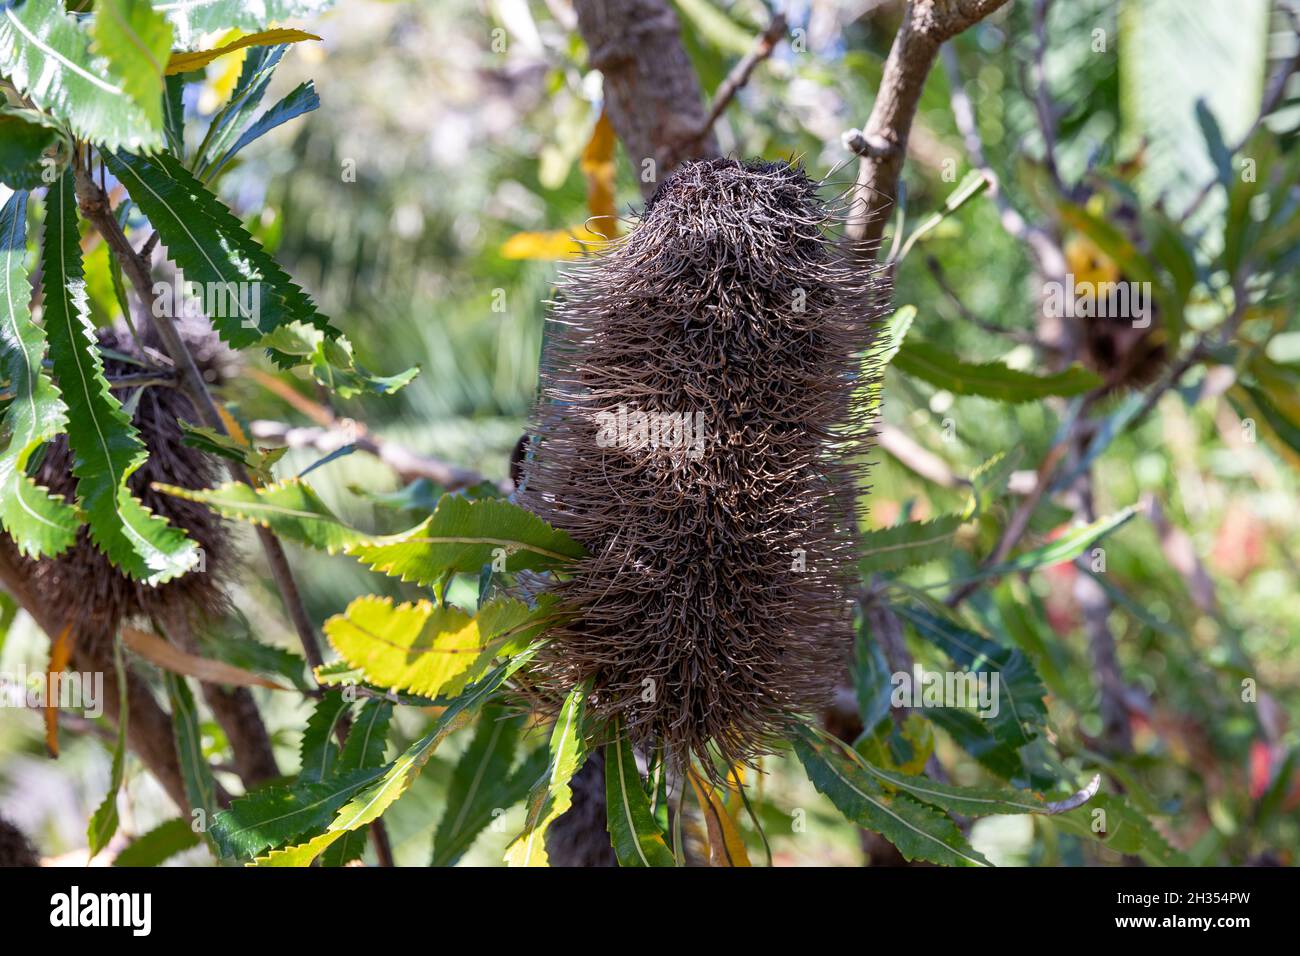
{"left": 844, "top": 0, "right": 1012, "bottom": 257}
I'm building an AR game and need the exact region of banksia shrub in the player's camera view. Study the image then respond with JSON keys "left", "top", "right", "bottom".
{"left": 4, "top": 319, "right": 235, "bottom": 651}
{"left": 521, "top": 158, "right": 878, "bottom": 773}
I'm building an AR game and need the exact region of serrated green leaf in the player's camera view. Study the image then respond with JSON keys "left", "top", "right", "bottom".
{"left": 254, "top": 654, "right": 531, "bottom": 866}
{"left": 92, "top": 0, "right": 173, "bottom": 131}
{"left": 976, "top": 505, "right": 1138, "bottom": 581}
{"left": 179, "top": 421, "right": 286, "bottom": 481}
{"left": 162, "top": 72, "right": 186, "bottom": 155}
{"left": 205, "top": 79, "right": 318, "bottom": 180}
{"left": 605, "top": 728, "right": 675, "bottom": 867}
{"left": 103, "top": 149, "right": 329, "bottom": 348}
{"left": 0, "top": 189, "right": 80, "bottom": 557}
{"left": 433, "top": 703, "right": 535, "bottom": 867}
{"left": 349, "top": 494, "right": 587, "bottom": 583}
{"left": 893, "top": 341, "right": 1102, "bottom": 403}
{"left": 154, "top": 0, "right": 336, "bottom": 47}
{"left": 42, "top": 172, "right": 198, "bottom": 583}
{"left": 860, "top": 514, "right": 964, "bottom": 574}
{"left": 790, "top": 724, "right": 990, "bottom": 867}
{"left": 88, "top": 635, "right": 129, "bottom": 857}
{"left": 1056, "top": 792, "right": 1188, "bottom": 866}
{"left": 298, "top": 690, "right": 348, "bottom": 784}
{"left": 260, "top": 320, "right": 418, "bottom": 398}
{"left": 319, "top": 698, "right": 393, "bottom": 867}
{"left": 505, "top": 683, "right": 588, "bottom": 867}
{"left": 211, "top": 765, "right": 387, "bottom": 859}
{"left": 0, "top": 2, "right": 161, "bottom": 150}
{"left": 323, "top": 595, "right": 546, "bottom": 699}
{"left": 112, "top": 817, "right": 201, "bottom": 866}
{"left": 0, "top": 113, "right": 59, "bottom": 189}
{"left": 157, "top": 478, "right": 587, "bottom": 580}
{"left": 893, "top": 600, "right": 1048, "bottom": 749}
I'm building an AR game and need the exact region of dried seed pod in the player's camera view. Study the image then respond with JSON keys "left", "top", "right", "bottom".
{"left": 5, "top": 319, "right": 236, "bottom": 650}
{"left": 0, "top": 815, "right": 39, "bottom": 867}
{"left": 1064, "top": 235, "right": 1169, "bottom": 391}
{"left": 521, "top": 158, "right": 879, "bottom": 773}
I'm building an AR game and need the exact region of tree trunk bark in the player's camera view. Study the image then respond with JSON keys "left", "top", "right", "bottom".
{"left": 574, "top": 0, "right": 719, "bottom": 197}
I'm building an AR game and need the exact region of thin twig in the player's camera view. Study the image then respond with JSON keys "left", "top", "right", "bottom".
{"left": 691, "top": 12, "right": 788, "bottom": 141}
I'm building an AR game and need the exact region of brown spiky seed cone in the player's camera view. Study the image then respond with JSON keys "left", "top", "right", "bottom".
{"left": 2, "top": 318, "right": 235, "bottom": 650}
{"left": 521, "top": 158, "right": 879, "bottom": 773}
{"left": 1079, "top": 283, "right": 1168, "bottom": 391}
{"left": 0, "top": 815, "right": 39, "bottom": 867}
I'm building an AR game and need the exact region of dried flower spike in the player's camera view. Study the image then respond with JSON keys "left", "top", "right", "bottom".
{"left": 522, "top": 158, "right": 880, "bottom": 772}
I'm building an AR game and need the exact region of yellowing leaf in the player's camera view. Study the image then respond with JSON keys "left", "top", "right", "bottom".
{"left": 167, "top": 29, "right": 321, "bottom": 74}
{"left": 322, "top": 596, "right": 543, "bottom": 699}
{"left": 45, "top": 625, "right": 74, "bottom": 758}
{"left": 581, "top": 110, "right": 618, "bottom": 240}
{"left": 500, "top": 226, "right": 607, "bottom": 261}
{"left": 687, "top": 768, "right": 751, "bottom": 867}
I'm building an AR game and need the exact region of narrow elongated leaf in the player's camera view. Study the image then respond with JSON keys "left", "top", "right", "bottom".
{"left": 43, "top": 173, "right": 199, "bottom": 583}
{"left": 319, "top": 698, "right": 393, "bottom": 867}
{"left": 153, "top": 477, "right": 365, "bottom": 552}
{"left": 206, "top": 80, "right": 319, "bottom": 179}
{"left": 790, "top": 725, "right": 990, "bottom": 867}
{"left": 893, "top": 601, "right": 1048, "bottom": 749}
{"left": 893, "top": 341, "right": 1102, "bottom": 402}
{"left": 165, "top": 673, "right": 219, "bottom": 851}
{"left": 0, "top": 113, "right": 59, "bottom": 189}
{"left": 92, "top": 0, "right": 173, "bottom": 131}
{"left": 433, "top": 704, "right": 536, "bottom": 867}
{"left": 505, "top": 684, "right": 588, "bottom": 867}
{"left": 0, "top": 3, "right": 161, "bottom": 150}
{"left": 0, "top": 189, "right": 79, "bottom": 557}
{"left": 112, "top": 817, "right": 200, "bottom": 866}
{"left": 605, "top": 730, "right": 675, "bottom": 867}
{"left": 1056, "top": 793, "right": 1188, "bottom": 866}
{"left": 252, "top": 655, "right": 534, "bottom": 866}
{"left": 88, "top": 636, "right": 130, "bottom": 857}
{"left": 323, "top": 596, "right": 546, "bottom": 698}
{"left": 193, "top": 43, "right": 287, "bottom": 174}
{"left": 686, "top": 768, "right": 751, "bottom": 867}
{"left": 349, "top": 494, "right": 587, "bottom": 582}
{"left": 166, "top": 28, "right": 319, "bottom": 74}
{"left": 162, "top": 72, "right": 186, "bottom": 155}
{"left": 976, "top": 506, "right": 1138, "bottom": 581}
{"left": 122, "top": 626, "right": 286, "bottom": 689}
{"left": 860, "top": 514, "right": 964, "bottom": 574}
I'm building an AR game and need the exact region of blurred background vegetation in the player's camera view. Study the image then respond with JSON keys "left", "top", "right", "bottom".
{"left": 2, "top": 0, "right": 1297, "bottom": 866}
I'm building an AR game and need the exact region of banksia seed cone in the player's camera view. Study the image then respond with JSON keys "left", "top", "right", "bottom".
{"left": 521, "top": 158, "right": 878, "bottom": 772}
{"left": 3, "top": 319, "right": 235, "bottom": 651}
{"left": 0, "top": 815, "right": 39, "bottom": 867}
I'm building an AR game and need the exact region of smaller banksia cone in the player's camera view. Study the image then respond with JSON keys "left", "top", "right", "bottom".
{"left": 1064, "top": 234, "right": 1169, "bottom": 391}
{"left": 0, "top": 815, "right": 39, "bottom": 867}
{"left": 6, "top": 319, "right": 236, "bottom": 652}
{"left": 521, "top": 158, "right": 880, "bottom": 774}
